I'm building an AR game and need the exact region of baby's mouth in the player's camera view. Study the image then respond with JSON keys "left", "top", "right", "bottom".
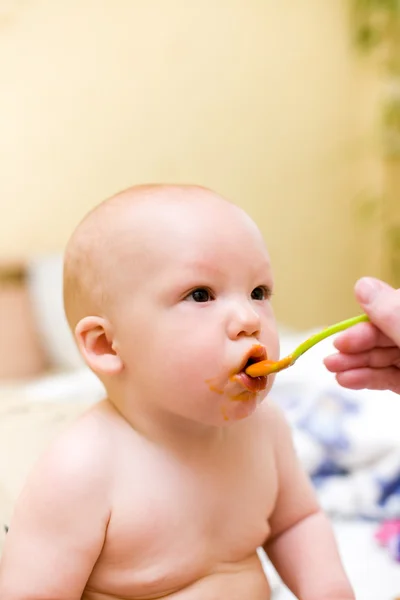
{"left": 231, "top": 346, "right": 268, "bottom": 393}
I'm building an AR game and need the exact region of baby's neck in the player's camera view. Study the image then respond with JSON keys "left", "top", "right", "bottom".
{"left": 107, "top": 396, "right": 229, "bottom": 453}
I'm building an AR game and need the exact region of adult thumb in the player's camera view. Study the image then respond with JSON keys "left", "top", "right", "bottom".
{"left": 355, "top": 277, "right": 400, "bottom": 347}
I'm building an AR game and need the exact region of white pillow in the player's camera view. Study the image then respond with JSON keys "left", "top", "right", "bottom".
{"left": 27, "top": 254, "right": 84, "bottom": 371}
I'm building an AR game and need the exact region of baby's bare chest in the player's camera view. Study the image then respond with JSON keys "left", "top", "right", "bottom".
{"left": 88, "top": 436, "right": 277, "bottom": 598}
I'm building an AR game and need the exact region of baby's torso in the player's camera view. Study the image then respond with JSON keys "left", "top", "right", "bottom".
{"left": 84, "top": 408, "right": 278, "bottom": 600}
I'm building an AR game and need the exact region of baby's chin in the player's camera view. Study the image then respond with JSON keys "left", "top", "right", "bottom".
{"left": 219, "top": 389, "right": 267, "bottom": 424}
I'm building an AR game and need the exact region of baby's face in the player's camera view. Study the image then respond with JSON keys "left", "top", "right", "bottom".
{"left": 108, "top": 196, "right": 279, "bottom": 425}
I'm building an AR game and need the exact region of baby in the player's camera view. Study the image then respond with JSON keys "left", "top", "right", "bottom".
{"left": 0, "top": 185, "right": 355, "bottom": 599}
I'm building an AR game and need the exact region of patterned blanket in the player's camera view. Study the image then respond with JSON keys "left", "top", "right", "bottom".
{"left": 272, "top": 329, "right": 400, "bottom": 523}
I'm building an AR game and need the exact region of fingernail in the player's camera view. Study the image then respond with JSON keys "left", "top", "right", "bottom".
{"left": 355, "top": 277, "right": 381, "bottom": 304}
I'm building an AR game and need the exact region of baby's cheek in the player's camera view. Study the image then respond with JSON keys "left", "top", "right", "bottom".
{"left": 175, "top": 343, "right": 220, "bottom": 387}
{"left": 181, "top": 349, "right": 217, "bottom": 381}
{"left": 273, "top": 337, "right": 280, "bottom": 361}
{"left": 263, "top": 328, "right": 280, "bottom": 362}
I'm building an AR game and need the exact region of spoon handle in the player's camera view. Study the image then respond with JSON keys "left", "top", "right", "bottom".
{"left": 245, "top": 313, "right": 370, "bottom": 377}
{"left": 291, "top": 313, "right": 370, "bottom": 361}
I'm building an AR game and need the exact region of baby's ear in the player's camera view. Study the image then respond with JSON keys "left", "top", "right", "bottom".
{"left": 75, "top": 316, "right": 123, "bottom": 376}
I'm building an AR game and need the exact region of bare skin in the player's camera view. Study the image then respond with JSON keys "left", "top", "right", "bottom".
{"left": 325, "top": 277, "right": 400, "bottom": 394}
{"left": 0, "top": 186, "right": 354, "bottom": 600}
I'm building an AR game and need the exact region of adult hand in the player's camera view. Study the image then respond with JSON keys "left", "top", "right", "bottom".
{"left": 324, "top": 277, "right": 400, "bottom": 394}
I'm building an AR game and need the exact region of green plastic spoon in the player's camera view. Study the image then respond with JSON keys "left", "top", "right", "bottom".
{"left": 245, "top": 314, "right": 370, "bottom": 377}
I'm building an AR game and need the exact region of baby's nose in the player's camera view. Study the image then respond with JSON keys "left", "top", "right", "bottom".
{"left": 227, "top": 302, "right": 261, "bottom": 339}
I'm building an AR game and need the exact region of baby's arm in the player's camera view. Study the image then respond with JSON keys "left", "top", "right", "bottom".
{"left": 0, "top": 433, "right": 111, "bottom": 600}
{"left": 263, "top": 405, "right": 355, "bottom": 600}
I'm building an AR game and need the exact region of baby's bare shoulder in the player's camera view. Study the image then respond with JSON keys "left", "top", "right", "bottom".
{"left": 257, "top": 398, "right": 291, "bottom": 434}
{"left": 22, "top": 400, "right": 121, "bottom": 507}
{"left": 0, "top": 402, "right": 120, "bottom": 598}
{"left": 253, "top": 399, "right": 297, "bottom": 464}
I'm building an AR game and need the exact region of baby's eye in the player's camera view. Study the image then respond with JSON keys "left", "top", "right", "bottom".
{"left": 251, "top": 286, "right": 272, "bottom": 301}
{"left": 187, "top": 288, "right": 214, "bottom": 303}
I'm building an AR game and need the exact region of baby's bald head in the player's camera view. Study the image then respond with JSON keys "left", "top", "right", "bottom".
{"left": 63, "top": 183, "right": 275, "bottom": 406}
{"left": 63, "top": 184, "right": 233, "bottom": 332}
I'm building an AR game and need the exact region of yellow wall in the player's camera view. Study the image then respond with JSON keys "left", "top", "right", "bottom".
{"left": 0, "top": 0, "right": 379, "bottom": 328}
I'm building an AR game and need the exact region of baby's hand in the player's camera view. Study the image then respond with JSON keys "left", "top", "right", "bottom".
{"left": 324, "top": 278, "right": 400, "bottom": 394}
